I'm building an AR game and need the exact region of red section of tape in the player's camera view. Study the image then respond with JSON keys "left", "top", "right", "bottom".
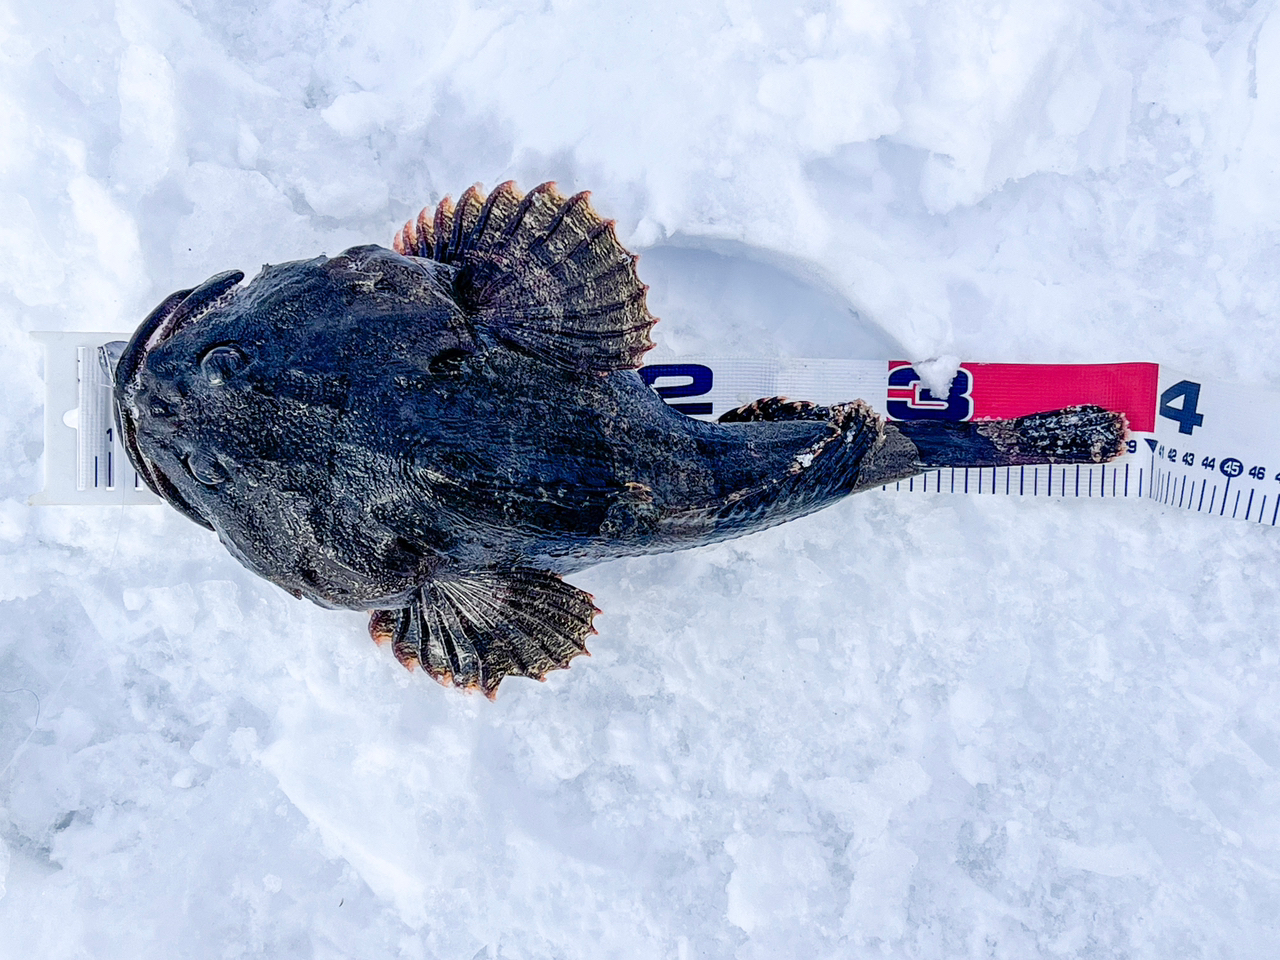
{"left": 887, "top": 362, "right": 1159, "bottom": 431}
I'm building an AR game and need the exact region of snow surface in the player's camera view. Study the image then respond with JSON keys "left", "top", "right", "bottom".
{"left": 5, "top": 1, "right": 1280, "bottom": 957}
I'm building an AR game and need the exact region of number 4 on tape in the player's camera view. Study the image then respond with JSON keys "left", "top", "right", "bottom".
{"left": 1159, "top": 380, "right": 1204, "bottom": 435}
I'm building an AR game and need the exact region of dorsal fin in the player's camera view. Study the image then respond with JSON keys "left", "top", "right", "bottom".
{"left": 393, "top": 182, "right": 656, "bottom": 372}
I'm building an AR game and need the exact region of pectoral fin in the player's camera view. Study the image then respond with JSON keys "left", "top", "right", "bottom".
{"left": 369, "top": 568, "right": 599, "bottom": 698}
{"left": 393, "top": 181, "right": 656, "bottom": 372}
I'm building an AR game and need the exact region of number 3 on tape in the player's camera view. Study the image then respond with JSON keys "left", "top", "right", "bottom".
{"left": 886, "top": 365, "right": 973, "bottom": 421}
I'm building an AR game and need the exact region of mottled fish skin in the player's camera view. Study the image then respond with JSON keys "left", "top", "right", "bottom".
{"left": 115, "top": 182, "right": 1127, "bottom": 697}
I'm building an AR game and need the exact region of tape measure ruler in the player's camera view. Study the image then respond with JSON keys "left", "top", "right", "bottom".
{"left": 31, "top": 332, "right": 1280, "bottom": 529}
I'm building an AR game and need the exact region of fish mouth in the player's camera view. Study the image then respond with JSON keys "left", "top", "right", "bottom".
{"left": 113, "top": 270, "right": 244, "bottom": 530}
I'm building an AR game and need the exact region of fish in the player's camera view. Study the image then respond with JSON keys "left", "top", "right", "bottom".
{"left": 109, "top": 181, "right": 1127, "bottom": 697}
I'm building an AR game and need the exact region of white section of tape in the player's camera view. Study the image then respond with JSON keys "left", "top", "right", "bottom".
{"left": 29, "top": 332, "right": 158, "bottom": 506}
{"left": 1146, "top": 367, "right": 1280, "bottom": 524}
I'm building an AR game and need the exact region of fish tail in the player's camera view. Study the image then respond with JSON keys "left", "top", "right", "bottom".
{"left": 713, "top": 401, "right": 1128, "bottom": 514}
{"left": 891, "top": 405, "right": 1128, "bottom": 469}
{"left": 665, "top": 400, "right": 1128, "bottom": 548}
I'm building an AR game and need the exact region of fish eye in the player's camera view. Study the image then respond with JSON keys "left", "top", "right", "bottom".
{"left": 200, "top": 345, "right": 248, "bottom": 386}
{"left": 186, "top": 452, "right": 229, "bottom": 486}
{"left": 428, "top": 348, "right": 469, "bottom": 375}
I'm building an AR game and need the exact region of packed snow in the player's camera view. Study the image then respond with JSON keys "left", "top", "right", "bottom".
{"left": 4, "top": 0, "right": 1280, "bottom": 956}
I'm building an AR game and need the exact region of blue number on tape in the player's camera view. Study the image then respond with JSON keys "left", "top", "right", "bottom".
{"left": 887, "top": 366, "right": 974, "bottom": 421}
{"left": 1159, "top": 380, "right": 1204, "bottom": 435}
{"left": 640, "top": 363, "right": 714, "bottom": 416}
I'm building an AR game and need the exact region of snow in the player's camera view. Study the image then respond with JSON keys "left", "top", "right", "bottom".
{"left": 4, "top": 1, "right": 1280, "bottom": 957}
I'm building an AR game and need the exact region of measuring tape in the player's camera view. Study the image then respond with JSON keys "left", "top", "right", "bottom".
{"left": 30, "top": 333, "right": 1280, "bottom": 529}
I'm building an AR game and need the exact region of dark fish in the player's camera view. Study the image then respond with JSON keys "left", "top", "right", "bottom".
{"left": 111, "top": 182, "right": 1126, "bottom": 697}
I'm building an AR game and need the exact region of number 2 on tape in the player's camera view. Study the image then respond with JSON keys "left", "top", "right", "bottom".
{"left": 1159, "top": 380, "right": 1204, "bottom": 435}
{"left": 640, "top": 363, "right": 714, "bottom": 416}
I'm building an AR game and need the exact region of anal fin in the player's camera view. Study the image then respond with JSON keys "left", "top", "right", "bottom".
{"left": 369, "top": 568, "right": 599, "bottom": 698}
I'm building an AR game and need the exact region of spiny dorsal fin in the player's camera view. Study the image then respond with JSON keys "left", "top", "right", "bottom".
{"left": 393, "top": 182, "right": 656, "bottom": 372}
{"left": 369, "top": 567, "right": 599, "bottom": 698}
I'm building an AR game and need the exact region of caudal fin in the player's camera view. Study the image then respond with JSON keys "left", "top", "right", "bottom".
{"left": 894, "top": 405, "right": 1128, "bottom": 468}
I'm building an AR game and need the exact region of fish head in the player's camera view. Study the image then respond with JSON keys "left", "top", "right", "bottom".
{"left": 113, "top": 245, "right": 471, "bottom": 557}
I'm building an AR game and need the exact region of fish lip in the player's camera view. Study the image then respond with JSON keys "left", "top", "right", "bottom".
{"left": 115, "top": 386, "right": 215, "bottom": 530}
{"left": 115, "top": 393, "right": 214, "bottom": 530}
{"left": 113, "top": 270, "right": 244, "bottom": 531}
{"left": 114, "top": 288, "right": 191, "bottom": 505}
